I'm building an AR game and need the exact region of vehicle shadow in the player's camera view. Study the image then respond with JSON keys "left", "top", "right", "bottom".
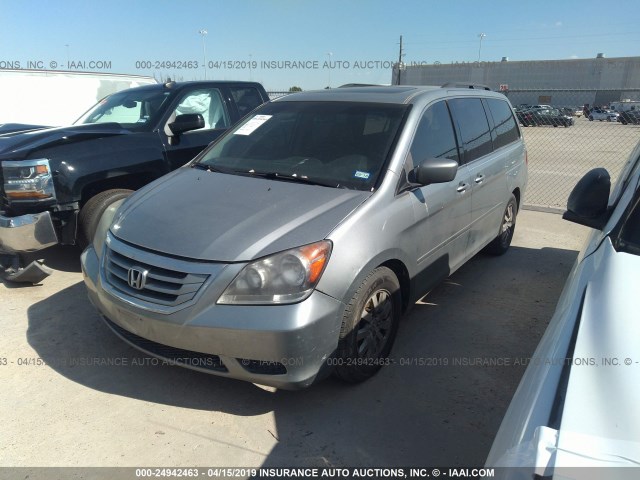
{"left": 22, "top": 245, "right": 82, "bottom": 273}
{"left": 26, "top": 245, "right": 579, "bottom": 466}
{"left": 1, "top": 245, "right": 82, "bottom": 288}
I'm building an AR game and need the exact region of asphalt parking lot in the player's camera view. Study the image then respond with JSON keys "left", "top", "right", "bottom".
{"left": 522, "top": 117, "right": 640, "bottom": 210}
{"left": 0, "top": 210, "right": 589, "bottom": 471}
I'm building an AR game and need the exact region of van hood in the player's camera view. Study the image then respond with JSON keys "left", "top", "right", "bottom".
{"left": 0, "top": 123, "right": 128, "bottom": 160}
{"left": 112, "top": 167, "right": 371, "bottom": 262}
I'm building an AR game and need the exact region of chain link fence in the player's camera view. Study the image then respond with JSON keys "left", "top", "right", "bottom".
{"left": 507, "top": 89, "right": 640, "bottom": 212}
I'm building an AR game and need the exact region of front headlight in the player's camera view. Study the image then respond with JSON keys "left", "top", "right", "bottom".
{"left": 2, "top": 159, "right": 56, "bottom": 202}
{"left": 218, "top": 240, "right": 332, "bottom": 305}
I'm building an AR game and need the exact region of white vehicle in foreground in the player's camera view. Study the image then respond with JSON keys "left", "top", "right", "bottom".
{"left": 486, "top": 140, "right": 640, "bottom": 479}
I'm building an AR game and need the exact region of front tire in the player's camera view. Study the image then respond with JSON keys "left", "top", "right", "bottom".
{"left": 334, "top": 267, "right": 401, "bottom": 383}
{"left": 78, "top": 189, "right": 133, "bottom": 249}
{"left": 485, "top": 194, "right": 518, "bottom": 256}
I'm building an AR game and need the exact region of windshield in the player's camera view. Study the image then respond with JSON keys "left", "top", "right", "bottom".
{"left": 196, "top": 101, "right": 408, "bottom": 191}
{"left": 74, "top": 88, "right": 171, "bottom": 130}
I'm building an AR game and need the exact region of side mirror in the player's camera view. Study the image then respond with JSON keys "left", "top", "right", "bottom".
{"left": 168, "top": 114, "right": 205, "bottom": 135}
{"left": 415, "top": 157, "right": 459, "bottom": 186}
{"left": 562, "top": 168, "right": 611, "bottom": 230}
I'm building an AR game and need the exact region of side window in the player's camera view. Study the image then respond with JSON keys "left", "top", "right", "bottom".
{"left": 173, "top": 88, "right": 230, "bottom": 130}
{"left": 486, "top": 98, "right": 520, "bottom": 150}
{"left": 230, "top": 87, "right": 264, "bottom": 118}
{"left": 447, "top": 98, "right": 493, "bottom": 162}
{"left": 408, "top": 101, "right": 459, "bottom": 170}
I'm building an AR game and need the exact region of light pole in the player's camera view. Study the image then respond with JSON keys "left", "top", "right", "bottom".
{"left": 327, "top": 52, "right": 333, "bottom": 88}
{"left": 249, "top": 54, "right": 253, "bottom": 81}
{"left": 64, "top": 44, "right": 70, "bottom": 68}
{"left": 199, "top": 29, "right": 208, "bottom": 79}
{"left": 477, "top": 33, "right": 486, "bottom": 62}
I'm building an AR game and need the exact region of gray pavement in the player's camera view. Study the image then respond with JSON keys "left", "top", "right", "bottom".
{"left": 0, "top": 210, "right": 589, "bottom": 469}
{"left": 523, "top": 117, "right": 640, "bottom": 211}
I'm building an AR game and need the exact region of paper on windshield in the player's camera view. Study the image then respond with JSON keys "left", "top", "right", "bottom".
{"left": 234, "top": 115, "right": 272, "bottom": 135}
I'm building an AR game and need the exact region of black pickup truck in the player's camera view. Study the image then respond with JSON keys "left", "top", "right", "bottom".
{"left": 0, "top": 80, "right": 269, "bottom": 279}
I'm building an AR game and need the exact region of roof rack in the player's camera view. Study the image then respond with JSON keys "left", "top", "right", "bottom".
{"left": 441, "top": 83, "right": 491, "bottom": 91}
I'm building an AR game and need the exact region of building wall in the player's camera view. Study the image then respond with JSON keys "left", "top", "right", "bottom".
{"left": 394, "top": 56, "right": 640, "bottom": 106}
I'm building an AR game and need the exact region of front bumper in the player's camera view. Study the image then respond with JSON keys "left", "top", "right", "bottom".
{"left": 81, "top": 245, "right": 345, "bottom": 390}
{"left": 0, "top": 210, "right": 58, "bottom": 253}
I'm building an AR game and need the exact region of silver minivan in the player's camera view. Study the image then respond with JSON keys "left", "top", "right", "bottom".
{"left": 81, "top": 85, "right": 527, "bottom": 389}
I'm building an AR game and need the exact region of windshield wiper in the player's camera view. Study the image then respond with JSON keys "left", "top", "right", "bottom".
{"left": 249, "top": 171, "right": 344, "bottom": 188}
{"left": 191, "top": 163, "right": 236, "bottom": 174}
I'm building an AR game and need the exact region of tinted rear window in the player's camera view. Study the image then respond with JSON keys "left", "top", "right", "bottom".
{"left": 486, "top": 98, "right": 520, "bottom": 149}
{"left": 448, "top": 98, "right": 493, "bottom": 162}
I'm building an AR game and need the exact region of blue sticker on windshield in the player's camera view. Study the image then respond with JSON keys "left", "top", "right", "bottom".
{"left": 354, "top": 170, "right": 370, "bottom": 180}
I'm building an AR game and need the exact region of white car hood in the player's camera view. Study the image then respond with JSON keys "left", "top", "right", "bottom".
{"left": 552, "top": 238, "right": 640, "bottom": 467}
{"left": 493, "top": 238, "right": 640, "bottom": 478}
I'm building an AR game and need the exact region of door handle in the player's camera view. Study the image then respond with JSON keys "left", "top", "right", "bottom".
{"left": 456, "top": 182, "right": 469, "bottom": 193}
{"left": 475, "top": 174, "right": 485, "bottom": 184}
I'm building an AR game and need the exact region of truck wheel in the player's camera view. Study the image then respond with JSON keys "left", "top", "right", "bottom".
{"left": 484, "top": 194, "right": 518, "bottom": 256}
{"left": 334, "top": 267, "right": 401, "bottom": 383}
{"left": 78, "top": 189, "right": 133, "bottom": 249}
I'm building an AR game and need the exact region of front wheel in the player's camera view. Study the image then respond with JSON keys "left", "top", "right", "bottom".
{"left": 78, "top": 189, "right": 133, "bottom": 249}
{"left": 334, "top": 267, "right": 401, "bottom": 383}
{"left": 589, "top": 116, "right": 594, "bottom": 121}
{"left": 484, "top": 194, "right": 518, "bottom": 256}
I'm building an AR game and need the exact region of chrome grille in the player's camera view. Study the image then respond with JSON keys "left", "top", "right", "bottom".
{"left": 104, "top": 237, "right": 211, "bottom": 309}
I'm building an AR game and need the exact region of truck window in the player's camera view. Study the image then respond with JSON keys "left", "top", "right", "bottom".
{"left": 173, "top": 88, "right": 230, "bottom": 130}
{"left": 230, "top": 87, "right": 265, "bottom": 117}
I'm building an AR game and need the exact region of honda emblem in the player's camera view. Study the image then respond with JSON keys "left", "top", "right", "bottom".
{"left": 127, "top": 267, "right": 148, "bottom": 290}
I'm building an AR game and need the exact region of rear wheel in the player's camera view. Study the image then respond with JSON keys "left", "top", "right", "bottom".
{"left": 485, "top": 194, "right": 518, "bottom": 256}
{"left": 334, "top": 267, "right": 401, "bottom": 383}
{"left": 78, "top": 189, "right": 133, "bottom": 249}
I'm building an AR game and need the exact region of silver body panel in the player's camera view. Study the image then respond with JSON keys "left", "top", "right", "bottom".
{"left": 0, "top": 210, "right": 58, "bottom": 253}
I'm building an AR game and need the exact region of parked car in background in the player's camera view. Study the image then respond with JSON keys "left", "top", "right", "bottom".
{"left": 588, "top": 108, "right": 619, "bottom": 122}
{"left": 0, "top": 80, "right": 269, "bottom": 279}
{"left": 486, "top": 140, "right": 640, "bottom": 477}
{"left": 618, "top": 109, "right": 640, "bottom": 125}
{"left": 558, "top": 107, "right": 575, "bottom": 117}
{"left": 574, "top": 106, "right": 583, "bottom": 117}
{"left": 81, "top": 85, "right": 528, "bottom": 389}
{"left": 517, "top": 107, "right": 574, "bottom": 127}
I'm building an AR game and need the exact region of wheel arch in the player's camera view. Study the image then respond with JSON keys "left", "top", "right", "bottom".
{"left": 512, "top": 187, "right": 521, "bottom": 210}
{"left": 379, "top": 259, "right": 411, "bottom": 313}
{"left": 78, "top": 172, "right": 158, "bottom": 208}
